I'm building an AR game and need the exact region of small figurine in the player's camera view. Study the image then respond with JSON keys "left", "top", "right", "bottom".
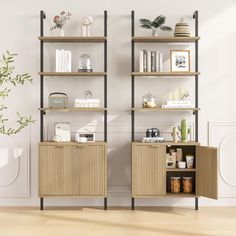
{"left": 171, "top": 126, "right": 179, "bottom": 142}
{"left": 81, "top": 16, "right": 93, "bottom": 36}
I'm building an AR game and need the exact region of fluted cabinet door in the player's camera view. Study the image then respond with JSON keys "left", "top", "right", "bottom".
{"left": 39, "top": 143, "right": 107, "bottom": 197}
{"left": 132, "top": 143, "right": 166, "bottom": 197}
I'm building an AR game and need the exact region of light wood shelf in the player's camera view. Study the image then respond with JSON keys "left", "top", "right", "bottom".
{"left": 132, "top": 72, "right": 200, "bottom": 77}
{"left": 39, "top": 107, "right": 107, "bottom": 112}
{"left": 166, "top": 168, "right": 196, "bottom": 172}
{"left": 166, "top": 193, "right": 196, "bottom": 198}
{"left": 39, "top": 72, "right": 107, "bottom": 77}
{"left": 132, "top": 36, "right": 200, "bottom": 43}
{"left": 38, "top": 36, "right": 106, "bottom": 43}
{"left": 132, "top": 107, "right": 200, "bottom": 112}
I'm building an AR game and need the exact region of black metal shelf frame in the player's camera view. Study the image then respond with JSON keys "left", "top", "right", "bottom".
{"left": 39, "top": 10, "right": 108, "bottom": 210}
{"left": 131, "top": 10, "right": 199, "bottom": 210}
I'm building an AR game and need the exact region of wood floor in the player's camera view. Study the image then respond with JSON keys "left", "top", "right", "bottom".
{"left": 0, "top": 207, "right": 235, "bottom": 236}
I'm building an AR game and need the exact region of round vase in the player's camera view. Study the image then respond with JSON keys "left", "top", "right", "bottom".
{"left": 152, "top": 29, "right": 158, "bottom": 36}
{"left": 59, "top": 28, "right": 64, "bottom": 36}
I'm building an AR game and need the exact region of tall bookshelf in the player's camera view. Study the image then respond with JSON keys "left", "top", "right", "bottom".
{"left": 131, "top": 11, "right": 218, "bottom": 210}
{"left": 38, "top": 10, "right": 108, "bottom": 210}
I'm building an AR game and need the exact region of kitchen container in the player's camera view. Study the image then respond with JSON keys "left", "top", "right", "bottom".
{"left": 171, "top": 177, "right": 181, "bottom": 193}
{"left": 183, "top": 177, "right": 193, "bottom": 193}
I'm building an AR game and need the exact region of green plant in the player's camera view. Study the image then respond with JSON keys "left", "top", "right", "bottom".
{"left": 0, "top": 51, "right": 34, "bottom": 135}
{"left": 140, "top": 15, "right": 172, "bottom": 32}
{"left": 178, "top": 119, "right": 190, "bottom": 142}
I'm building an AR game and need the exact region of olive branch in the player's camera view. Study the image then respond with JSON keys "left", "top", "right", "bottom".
{"left": 0, "top": 51, "right": 34, "bottom": 135}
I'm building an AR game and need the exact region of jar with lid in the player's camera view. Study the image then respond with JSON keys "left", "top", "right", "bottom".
{"left": 176, "top": 148, "right": 183, "bottom": 162}
{"left": 171, "top": 177, "right": 181, "bottom": 193}
{"left": 183, "top": 177, "right": 193, "bottom": 193}
{"left": 142, "top": 91, "right": 157, "bottom": 108}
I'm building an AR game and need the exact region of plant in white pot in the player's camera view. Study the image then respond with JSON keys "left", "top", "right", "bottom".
{"left": 0, "top": 51, "right": 34, "bottom": 135}
{"left": 139, "top": 15, "right": 172, "bottom": 36}
{"left": 50, "top": 11, "right": 72, "bottom": 36}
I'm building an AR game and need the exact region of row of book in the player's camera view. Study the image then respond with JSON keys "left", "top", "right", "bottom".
{"left": 139, "top": 50, "right": 163, "bottom": 72}
{"left": 161, "top": 100, "right": 194, "bottom": 108}
{"left": 56, "top": 49, "right": 72, "bottom": 72}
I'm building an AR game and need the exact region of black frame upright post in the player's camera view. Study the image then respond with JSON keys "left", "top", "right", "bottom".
{"left": 104, "top": 10, "right": 108, "bottom": 210}
{"left": 40, "top": 10, "right": 46, "bottom": 211}
{"left": 131, "top": 10, "right": 135, "bottom": 210}
{"left": 193, "top": 10, "right": 199, "bottom": 211}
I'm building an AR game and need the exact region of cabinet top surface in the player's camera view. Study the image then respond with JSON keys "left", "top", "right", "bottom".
{"left": 132, "top": 141, "right": 200, "bottom": 146}
{"left": 39, "top": 141, "right": 106, "bottom": 146}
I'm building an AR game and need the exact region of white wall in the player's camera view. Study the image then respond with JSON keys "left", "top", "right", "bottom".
{"left": 0, "top": 0, "right": 236, "bottom": 206}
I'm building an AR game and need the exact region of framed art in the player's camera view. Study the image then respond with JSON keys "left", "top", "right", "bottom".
{"left": 170, "top": 50, "right": 190, "bottom": 72}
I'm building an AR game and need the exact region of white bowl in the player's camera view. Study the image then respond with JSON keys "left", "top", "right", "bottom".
{"left": 178, "top": 161, "right": 186, "bottom": 169}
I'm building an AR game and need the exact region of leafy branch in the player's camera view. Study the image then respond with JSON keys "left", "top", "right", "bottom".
{"left": 0, "top": 51, "right": 34, "bottom": 135}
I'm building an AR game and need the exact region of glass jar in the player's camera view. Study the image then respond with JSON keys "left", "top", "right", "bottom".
{"left": 142, "top": 91, "right": 157, "bottom": 108}
{"left": 176, "top": 148, "right": 183, "bottom": 162}
{"left": 171, "top": 177, "right": 181, "bottom": 193}
{"left": 183, "top": 177, "right": 193, "bottom": 193}
{"left": 78, "top": 54, "right": 93, "bottom": 72}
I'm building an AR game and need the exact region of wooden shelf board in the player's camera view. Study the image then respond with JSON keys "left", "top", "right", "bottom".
{"left": 132, "top": 107, "right": 200, "bottom": 112}
{"left": 132, "top": 72, "right": 200, "bottom": 77}
{"left": 132, "top": 141, "right": 200, "bottom": 146}
{"left": 166, "top": 193, "right": 196, "bottom": 198}
{"left": 132, "top": 36, "right": 200, "bottom": 43}
{"left": 39, "top": 107, "right": 107, "bottom": 112}
{"left": 39, "top": 72, "right": 106, "bottom": 77}
{"left": 166, "top": 168, "right": 196, "bottom": 172}
{"left": 38, "top": 36, "right": 106, "bottom": 43}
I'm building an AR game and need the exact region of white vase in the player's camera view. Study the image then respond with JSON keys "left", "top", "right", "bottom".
{"left": 59, "top": 28, "right": 65, "bottom": 36}
{"left": 152, "top": 29, "right": 158, "bottom": 36}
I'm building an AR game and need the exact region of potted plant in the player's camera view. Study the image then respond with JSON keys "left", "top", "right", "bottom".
{"left": 139, "top": 15, "right": 172, "bottom": 36}
{"left": 50, "top": 11, "right": 72, "bottom": 36}
{"left": 0, "top": 51, "right": 34, "bottom": 135}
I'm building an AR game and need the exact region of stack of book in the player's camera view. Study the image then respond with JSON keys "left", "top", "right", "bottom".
{"left": 74, "top": 99, "right": 100, "bottom": 108}
{"left": 56, "top": 49, "right": 72, "bottom": 72}
{"left": 162, "top": 100, "right": 194, "bottom": 108}
{"left": 139, "top": 50, "right": 163, "bottom": 72}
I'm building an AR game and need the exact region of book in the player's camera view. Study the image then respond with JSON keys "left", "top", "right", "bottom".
{"left": 167, "top": 100, "right": 192, "bottom": 105}
{"left": 162, "top": 104, "right": 194, "bottom": 108}
{"left": 143, "top": 50, "right": 147, "bottom": 72}
{"left": 151, "top": 51, "right": 156, "bottom": 72}
{"left": 56, "top": 49, "right": 59, "bottom": 72}
{"left": 147, "top": 51, "right": 151, "bottom": 72}
{"left": 56, "top": 49, "right": 72, "bottom": 72}
{"left": 139, "top": 51, "right": 144, "bottom": 72}
{"left": 156, "top": 51, "right": 160, "bottom": 72}
{"left": 159, "top": 52, "right": 163, "bottom": 72}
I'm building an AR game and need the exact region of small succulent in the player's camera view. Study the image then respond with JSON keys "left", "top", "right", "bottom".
{"left": 140, "top": 15, "right": 172, "bottom": 32}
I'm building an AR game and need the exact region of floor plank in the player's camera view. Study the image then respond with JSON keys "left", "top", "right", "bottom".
{"left": 0, "top": 207, "right": 235, "bottom": 236}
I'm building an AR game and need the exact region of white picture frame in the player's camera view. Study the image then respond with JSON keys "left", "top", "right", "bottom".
{"left": 170, "top": 50, "right": 190, "bottom": 72}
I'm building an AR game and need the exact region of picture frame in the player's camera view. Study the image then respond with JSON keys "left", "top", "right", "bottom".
{"left": 170, "top": 50, "right": 190, "bottom": 72}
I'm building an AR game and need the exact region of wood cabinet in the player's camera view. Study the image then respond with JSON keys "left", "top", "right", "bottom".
{"left": 132, "top": 142, "right": 218, "bottom": 200}
{"left": 39, "top": 142, "right": 107, "bottom": 197}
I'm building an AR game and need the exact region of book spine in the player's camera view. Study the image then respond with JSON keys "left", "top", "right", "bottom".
{"left": 147, "top": 51, "right": 151, "bottom": 72}
{"left": 156, "top": 51, "right": 160, "bottom": 72}
{"left": 167, "top": 100, "right": 192, "bottom": 105}
{"left": 143, "top": 50, "right": 147, "bottom": 72}
{"left": 139, "top": 50, "right": 144, "bottom": 72}
{"left": 159, "top": 52, "right": 163, "bottom": 72}
{"left": 151, "top": 51, "right": 156, "bottom": 72}
{"left": 56, "top": 49, "right": 59, "bottom": 72}
{"left": 58, "top": 50, "right": 62, "bottom": 72}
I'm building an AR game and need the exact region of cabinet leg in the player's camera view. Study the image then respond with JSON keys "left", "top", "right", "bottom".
{"left": 131, "top": 197, "right": 135, "bottom": 210}
{"left": 104, "top": 197, "right": 107, "bottom": 210}
{"left": 195, "top": 197, "right": 198, "bottom": 210}
{"left": 40, "top": 197, "right": 44, "bottom": 210}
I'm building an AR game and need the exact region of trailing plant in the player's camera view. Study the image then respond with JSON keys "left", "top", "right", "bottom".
{"left": 139, "top": 15, "right": 172, "bottom": 33}
{"left": 0, "top": 51, "right": 34, "bottom": 135}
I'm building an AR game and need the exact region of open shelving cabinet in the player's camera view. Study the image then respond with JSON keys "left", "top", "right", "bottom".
{"left": 38, "top": 10, "right": 108, "bottom": 210}
{"left": 131, "top": 10, "right": 218, "bottom": 210}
